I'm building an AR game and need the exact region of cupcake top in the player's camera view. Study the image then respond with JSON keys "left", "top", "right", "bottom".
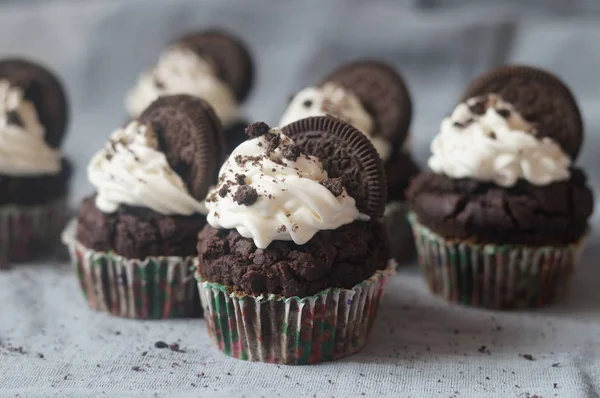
{"left": 126, "top": 30, "right": 253, "bottom": 127}
{"left": 279, "top": 60, "right": 412, "bottom": 162}
{"left": 0, "top": 59, "right": 68, "bottom": 176}
{"left": 89, "top": 94, "right": 224, "bottom": 215}
{"left": 428, "top": 65, "right": 582, "bottom": 188}
{"left": 205, "top": 117, "right": 386, "bottom": 249}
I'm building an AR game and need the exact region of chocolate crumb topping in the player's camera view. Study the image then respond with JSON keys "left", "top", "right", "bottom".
{"left": 488, "top": 131, "right": 497, "bottom": 140}
{"left": 277, "top": 225, "right": 287, "bottom": 233}
{"left": 245, "top": 122, "right": 270, "bottom": 139}
{"left": 218, "top": 186, "right": 229, "bottom": 198}
{"left": 264, "top": 132, "right": 281, "bottom": 154}
{"left": 282, "top": 145, "right": 301, "bottom": 161}
{"left": 497, "top": 108, "right": 511, "bottom": 118}
{"left": 6, "top": 110, "right": 23, "bottom": 127}
{"left": 320, "top": 177, "right": 344, "bottom": 197}
{"left": 469, "top": 100, "right": 486, "bottom": 115}
{"left": 233, "top": 185, "right": 258, "bottom": 206}
{"left": 303, "top": 99, "right": 313, "bottom": 108}
{"left": 235, "top": 174, "right": 246, "bottom": 185}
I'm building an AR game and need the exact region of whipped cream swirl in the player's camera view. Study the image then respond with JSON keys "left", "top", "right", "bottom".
{"left": 205, "top": 127, "right": 361, "bottom": 249}
{"left": 279, "top": 83, "right": 392, "bottom": 161}
{"left": 0, "top": 80, "right": 62, "bottom": 176}
{"left": 126, "top": 47, "right": 239, "bottom": 126}
{"left": 428, "top": 94, "right": 571, "bottom": 187}
{"left": 88, "top": 121, "right": 206, "bottom": 215}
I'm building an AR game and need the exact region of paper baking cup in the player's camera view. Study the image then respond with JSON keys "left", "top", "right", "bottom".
{"left": 62, "top": 220, "right": 200, "bottom": 319}
{"left": 197, "top": 262, "right": 394, "bottom": 365}
{"left": 383, "top": 201, "right": 416, "bottom": 265}
{"left": 0, "top": 198, "right": 67, "bottom": 265}
{"left": 408, "top": 212, "right": 586, "bottom": 309}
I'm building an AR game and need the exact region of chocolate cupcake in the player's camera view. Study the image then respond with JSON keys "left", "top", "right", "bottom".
{"left": 0, "top": 59, "right": 70, "bottom": 265}
{"left": 196, "top": 117, "right": 393, "bottom": 364}
{"left": 125, "top": 29, "right": 254, "bottom": 153}
{"left": 62, "top": 94, "right": 225, "bottom": 318}
{"left": 407, "top": 65, "right": 594, "bottom": 309}
{"left": 279, "top": 60, "right": 419, "bottom": 263}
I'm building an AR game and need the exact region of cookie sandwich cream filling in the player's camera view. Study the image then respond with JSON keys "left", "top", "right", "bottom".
{"left": 0, "top": 80, "right": 62, "bottom": 176}
{"left": 428, "top": 94, "right": 571, "bottom": 187}
{"left": 279, "top": 83, "right": 392, "bottom": 161}
{"left": 88, "top": 120, "right": 206, "bottom": 215}
{"left": 205, "top": 124, "right": 361, "bottom": 249}
{"left": 126, "top": 47, "right": 239, "bottom": 126}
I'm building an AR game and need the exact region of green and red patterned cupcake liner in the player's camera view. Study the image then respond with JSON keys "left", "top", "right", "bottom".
{"left": 408, "top": 212, "right": 587, "bottom": 309}
{"left": 196, "top": 262, "right": 394, "bottom": 365}
{"left": 62, "top": 220, "right": 201, "bottom": 319}
{"left": 384, "top": 201, "right": 416, "bottom": 265}
{"left": 0, "top": 198, "right": 68, "bottom": 265}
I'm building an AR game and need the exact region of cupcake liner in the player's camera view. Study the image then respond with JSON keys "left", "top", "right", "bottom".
{"left": 62, "top": 220, "right": 200, "bottom": 319}
{"left": 383, "top": 201, "right": 416, "bottom": 265}
{"left": 408, "top": 212, "right": 587, "bottom": 309}
{"left": 196, "top": 261, "right": 395, "bottom": 365}
{"left": 0, "top": 197, "right": 68, "bottom": 266}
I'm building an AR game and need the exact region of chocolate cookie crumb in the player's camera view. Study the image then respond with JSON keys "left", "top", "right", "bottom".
{"left": 283, "top": 145, "right": 301, "bottom": 161}
{"left": 169, "top": 343, "right": 182, "bottom": 352}
{"left": 218, "top": 186, "right": 229, "bottom": 198}
{"left": 277, "top": 225, "right": 287, "bottom": 233}
{"left": 469, "top": 99, "right": 486, "bottom": 115}
{"left": 552, "top": 363, "right": 561, "bottom": 367}
{"left": 303, "top": 100, "right": 313, "bottom": 108}
{"left": 6, "top": 111, "right": 23, "bottom": 127}
{"left": 264, "top": 132, "right": 281, "bottom": 153}
{"left": 132, "top": 366, "right": 143, "bottom": 372}
{"left": 488, "top": 131, "right": 497, "bottom": 140}
{"left": 245, "top": 122, "right": 270, "bottom": 139}
{"left": 320, "top": 178, "right": 344, "bottom": 197}
{"left": 233, "top": 185, "right": 258, "bottom": 206}
{"left": 235, "top": 174, "right": 246, "bottom": 185}
{"left": 142, "top": 351, "right": 147, "bottom": 356}
{"left": 37, "top": 353, "right": 45, "bottom": 359}
{"left": 520, "top": 354, "right": 534, "bottom": 361}
{"left": 478, "top": 345, "right": 488, "bottom": 354}
{"left": 497, "top": 108, "right": 511, "bottom": 118}
{"left": 154, "top": 341, "right": 168, "bottom": 349}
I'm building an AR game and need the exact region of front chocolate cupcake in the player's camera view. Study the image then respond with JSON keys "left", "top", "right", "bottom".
{"left": 279, "top": 60, "right": 419, "bottom": 263}
{"left": 62, "top": 94, "right": 225, "bottom": 318}
{"left": 196, "top": 117, "right": 393, "bottom": 364}
{"left": 0, "top": 59, "right": 70, "bottom": 265}
{"left": 407, "top": 65, "right": 594, "bottom": 309}
{"left": 125, "top": 29, "right": 254, "bottom": 154}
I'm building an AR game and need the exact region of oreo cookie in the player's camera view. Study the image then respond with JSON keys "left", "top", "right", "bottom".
{"left": 282, "top": 116, "right": 387, "bottom": 218}
{"left": 461, "top": 65, "right": 583, "bottom": 160}
{"left": 138, "top": 94, "right": 225, "bottom": 200}
{"left": 320, "top": 60, "right": 412, "bottom": 146}
{"left": 0, "top": 58, "right": 68, "bottom": 148}
{"left": 175, "top": 29, "right": 254, "bottom": 102}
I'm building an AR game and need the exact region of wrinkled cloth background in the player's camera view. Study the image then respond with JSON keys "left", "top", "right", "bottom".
{"left": 1, "top": 1, "right": 600, "bottom": 397}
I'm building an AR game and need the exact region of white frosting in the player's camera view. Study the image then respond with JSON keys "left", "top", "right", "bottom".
{"left": 428, "top": 95, "right": 571, "bottom": 187}
{"left": 279, "top": 83, "right": 392, "bottom": 161}
{"left": 126, "top": 47, "right": 239, "bottom": 126}
{"left": 205, "top": 128, "right": 361, "bottom": 249}
{"left": 88, "top": 121, "right": 206, "bottom": 215}
{"left": 0, "top": 80, "right": 62, "bottom": 176}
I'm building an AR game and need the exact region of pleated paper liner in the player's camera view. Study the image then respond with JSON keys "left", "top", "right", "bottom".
{"left": 61, "top": 220, "right": 201, "bottom": 319}
{"left": 196, "top": 261, "right": 395, "bottom": 365}
{"left": 0, "top": 197, "right": 68, "bottom": 267}
{"left": 383, "top": 201, "right": 416, "bottom": 265}
{"left": 407, "top": 212, "right": 587, "bottom": 309}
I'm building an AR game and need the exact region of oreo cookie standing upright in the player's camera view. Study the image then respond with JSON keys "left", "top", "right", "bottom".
{"left": 125, "top": 29, "right": 254, "bottom": 154}
{"left": 62, "top": 94, "right": 224, "bottom": 319}
{"left": 196, "top": 117, "right": 393, "bottom": 365}
{"left": 279, "top": 60, "right": 420, "bottom": 263}
{"left": 406, "top": 65, "right": 594, "bottom": 309}
{"left": 0, "top": 58, "right": 71, "bottom": 265}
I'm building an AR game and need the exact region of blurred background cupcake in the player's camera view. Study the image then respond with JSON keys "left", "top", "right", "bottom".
{"left": 407, "top": 65, "right": 594, "bottom": 309}
{"left": 125, "top": 29, "right": 254, "bottom": 154}
{"left": 62, "top": 94, "right": 225, "bottom": 318}
{"left": 196, "top": 118, "right": 392, "bottom": 364}
{"left": 0, "top": 58, "right": 70, "bottom": 266}
{"left": 279, "top": 60, "right": 419, "bottom": 264}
